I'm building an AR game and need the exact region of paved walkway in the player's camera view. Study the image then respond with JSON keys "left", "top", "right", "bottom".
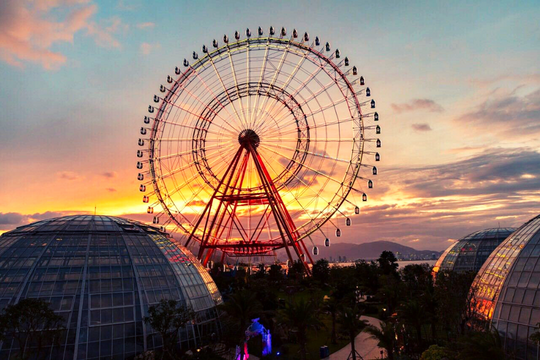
{"left": 326, "top": 316, "right": 383, "bottom": 360}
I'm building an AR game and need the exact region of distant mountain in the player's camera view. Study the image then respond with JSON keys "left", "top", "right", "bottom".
{"left": 316, "top": 240, "right": 442, "bottom": 261}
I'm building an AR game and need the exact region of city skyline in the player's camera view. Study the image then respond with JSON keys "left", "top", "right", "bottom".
{"left": 1, "top": 0, "right": 539, "bottom": 251}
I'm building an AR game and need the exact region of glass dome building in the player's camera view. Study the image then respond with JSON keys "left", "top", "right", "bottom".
{"left": 472, "top": 215, "right": 540, "bottom": 359}
{"left": 433, "top": 227, "right": 515, "bottom": 275}
{"left": 0, "top": 215, "right": 222, "bottom": 360}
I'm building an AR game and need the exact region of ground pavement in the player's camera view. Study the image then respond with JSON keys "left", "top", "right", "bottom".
{"left": 326, "top": 316, "right": 383, "bottom": 360}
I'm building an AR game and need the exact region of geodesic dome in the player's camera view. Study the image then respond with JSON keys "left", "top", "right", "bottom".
{"left": 433, "top": 228, "right": 515, "bottom": 275}
{"left": 472, "top": 215, "right": 540, "bottom": 359}
{"left": 0, "top": 215, "right": 222, "bottom": 360}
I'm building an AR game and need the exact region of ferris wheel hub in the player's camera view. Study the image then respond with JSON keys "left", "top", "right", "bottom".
{"left": 238, "top": 129, "right": 260, "bottom": 148}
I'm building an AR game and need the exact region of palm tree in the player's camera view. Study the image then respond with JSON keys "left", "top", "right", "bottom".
{"left": 363, "top": 320, "right": 397, "bottom": 360}
{"left": 338, "top": 305, "right": 368, "bottom": 360}
{"left": 323, "top": 296, "right": 341, "bottom": 344}
{"left": 218, "top": 289, "right": 263, "bottom": 360}
{"left": 279, "top": 298, "right": 324, "bottom": 360}
{"left": 398, "top": 299, "right": 424, "bottom": 346}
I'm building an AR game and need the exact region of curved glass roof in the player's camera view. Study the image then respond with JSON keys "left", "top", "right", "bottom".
{"left": 472, "top": 215, "right": 540, "bottom": 360}
{"left": 0, "top": 215, "right": 222, "bottom": 360}
{"left": 433, "top": 228, "right": 515, "bottom": 275}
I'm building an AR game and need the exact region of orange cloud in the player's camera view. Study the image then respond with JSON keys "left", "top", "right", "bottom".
{"left": 0, "top": 0, "right": 123, "bottom": 69}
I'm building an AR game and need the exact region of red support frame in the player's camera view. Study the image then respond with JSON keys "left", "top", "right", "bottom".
{"left": 185, "top": 139, "right": 313, "bottom": 275}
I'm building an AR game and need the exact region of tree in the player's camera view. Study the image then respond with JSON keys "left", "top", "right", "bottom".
{"left": 377, "top": 251, "right": 399, "bottom": 277}
{"left": 323, "top": 296, "right": 341, "bottom": 344}
{"left": 144, "top": 299, "right": 195, "bottom": 360}
{"left": 218, "top": 289, "right": 263, "bottom": 360}
{"left": 456, "top": 329, "right": 506, "bottom": 360}
{"left": 420, "top": 344, "right": 453, "bottom": 360}
{"left": 363, "top": 320, "right": 398, "bottom": 360}
{"left": 398, "top": 299, "right": 425, "bottom": 348}
{"left": 312, "top": 259, "right": 330, "bottom": 284}
{"left": 279, "top": 298, "right": 323, "bottom": 360}
{"left": 530, "top": 322, "right": 540, "bottom": 346}
{"left": 337, "top": 305, "right": 368, "bottom": 360}
{"left": 0, "top": 298, "right": 65, "bottom": 360}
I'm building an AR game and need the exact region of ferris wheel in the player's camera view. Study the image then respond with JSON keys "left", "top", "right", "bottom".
{"left": 136, "top": 26, "right": 381, "bottom": 273}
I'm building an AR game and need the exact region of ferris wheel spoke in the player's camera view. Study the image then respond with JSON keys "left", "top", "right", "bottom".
{"left": 263, "top": 141, "right": 352, "bottom": 164}
{"left": 206, "top": 53, "right": 246, "bottom": 131}
{"left": 167, "top": 77, "right": 243, "bottom": 135}
{"left": 154, "top": 143, "right": 223, "bottom": 162}
{"left": 250, "top": 37, "right": 271, "bottom": 128}
{"left": 226, "top": 44, "right": 250, "bottom": 129}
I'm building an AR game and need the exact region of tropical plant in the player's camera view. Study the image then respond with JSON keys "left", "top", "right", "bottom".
{"left": 337, "top": 305, "right": 368, "bottom": 360}
{"left": 0, "top": 298, "right": 65, "bottom": 360}
{"left": 363, "top": 320, "right": 398, "bottom": 360}
{"left": 144, "top": 299, "right": 195, "bottom": 360}
{"left": 323, "top": 296, "right": 341, "bottom": 344}
{"left": 279, "top": 298, "right": 324, "bottom": 360}
{"left": 456, "top": 329, "right": 506, "bottom": 360}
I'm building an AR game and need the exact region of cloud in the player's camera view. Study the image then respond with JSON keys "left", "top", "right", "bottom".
{"left": 106, "top": 187, "right": 117, "bottom": 192}
{"left": 0, "top": 1, "right": 123, "bottom": 69}
{"left": 137, "top": 22, "right": 155, "bottom": 29}
{"left": 391, "top": 99, "right": 444, "bottom": 114}
{"left": 101, "top": 171, "right": 117, "bottom": 178}
{"left": 411, "top": 123, "right": 432, "bottom": 132}
{"left": 456, "top": 88, "right": 540, "bottom": 136}
{"left": 140, "top": 42, "right": 160, "bottom": 55}
{"left": 57, "top": 171, "right": 82, "bottom": 180}
{"left": 0, "top": 211, "right": 74, "bottom": 230}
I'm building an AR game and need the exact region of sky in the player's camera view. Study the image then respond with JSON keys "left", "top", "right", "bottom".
{"left": 0, "top": 0, "right": 539, "bottom": 251}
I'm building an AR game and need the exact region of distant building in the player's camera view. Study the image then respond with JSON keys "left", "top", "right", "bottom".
{"left": 0, "top": 215, "right": 222, "bottom": 360}
{"left": 472, "top": 215, "right": 540, "bottom": 359}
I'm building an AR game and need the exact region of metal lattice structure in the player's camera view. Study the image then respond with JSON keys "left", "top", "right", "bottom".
{"left": 136, "top": 27, "right": 381, "bottom": 272}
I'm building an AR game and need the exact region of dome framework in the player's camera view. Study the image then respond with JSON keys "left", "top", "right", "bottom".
{"left": 0, "top": 215, "right": 222, "bottom": 360}
{"left": 433, "top": 228, "right": 515, "bottom": 275}
{"left": 472, "top": 215, "right": 540, "bottom": 360}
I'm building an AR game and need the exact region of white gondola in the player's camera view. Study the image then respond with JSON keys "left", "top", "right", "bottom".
{"left": 363, "top": 193, "right": 367, "bottom": 201}
{"left": 137, "top": 150, "right": 143, "bottom": 158}
{"left": 160, "top": 85, "right": 166, "bottom": 93}
{"left": 312, "top": 246, "right": 319, "bottom": 255}
{"left": 353, "top": 66, "right": 358, "bottom": 76}
{"left": 376, "top": 125, "right": 381, "bottom": 134}
{"left": 213, "top": 39, "right": 218, "bottom": 48}
{"left": 153, "top": 216, "right": 159, "bottom": 224}
{"left": 223, "top": 34, "right": 228, "bottom": 43}
{"left": 315, "top": 36, "right": 320, "bottom": 46}
{"left": 281, "top": 27, "right": 286, "bottom": 37}
{"left": 377, "top": 139, "right": 381, "bottom": 148}
{"left": 360, "top": 76, "right": 365, "bottom": 85}
{"left": 139, "top": 184, "right": 146, "bottom": 192}
{"left": 192, "top": 51, "right": 198, "bottom": 60}
{"left": 346, "top": 218, "right": 351, "bottom": 226}
{"left": 304, "top": 32, "right": 309, "bottom": 42}
{"left": 138, "top": 139, "right": 144, "bottom": 146}
{"left": 147, "top": 207, "right": 153, "bottom": 214}
{"left": 344, "top": 57, "right": 349, "bottom": 66}
{"left": 202, "top": 45, "right": 208, "bottom": 53}
{"left": 167, "top": 75, "right": 173, "bottom": 83}
{"left": 374, "top": 112, "right": 379, "bottom": 121}
{"left": 137, "top": 162, "right": 143, "bottom": 169}
{"left": 375, "top": 153, "right": 380, "bottom": 161}
{"left": 293, "top": 29, "right": 298, "bottom": 38}
{"left": 372, "top": 167, "right": 377, "bottom": 175}
{"left": 355, "top": 206, "right": 360, "bottom": 214}
{"left": 368, "top": 180, "right": 373, "bottom": 189}
{"left": 153, "top": 95, "right": 159, "bottom": 103}
{"left": 325, "top": 42, "right": 331, "bottom": 51}
{"left": 366, "top": 88, "right": 370, "bottom": 97}
{"left": 175, "top": 67, "right": 181, "bottom": 75}
{"left": 246, "top": 28, "right": 251, "bottom": 38}
{"left": 371, "top": 100, "right": 376, "bottom": 109}
{"left": 140, "top": 127, "right": 147, "bottom": 135}
{"left": 138, "top": 173, "right": 144, "bottom": 181}
{"left": 270, "top": 26, "right": 275, "bottom": 35}
{"left": 142, "top": 196, "right": 149, "bottom": 203}
{"left": 335, "top": 49, "right": 340, "bottom": 58}
{"left": 336, "top": 228, "right": 341, "bottom": 237}
{"left": 258, "top": 27, "right": 263, "bottom": 36}
{"left": 148, "top": 106, "right": 154, "bottom": 113}
{"left": 235, "top": 31, "right": 240, "bottom": 40}
{"left": 183, "top": 59, "right": 189, "bottom": 67}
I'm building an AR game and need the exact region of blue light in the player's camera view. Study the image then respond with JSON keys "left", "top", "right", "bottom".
{"left": 276, "top": 352, "right": 280, "bottom": 356}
